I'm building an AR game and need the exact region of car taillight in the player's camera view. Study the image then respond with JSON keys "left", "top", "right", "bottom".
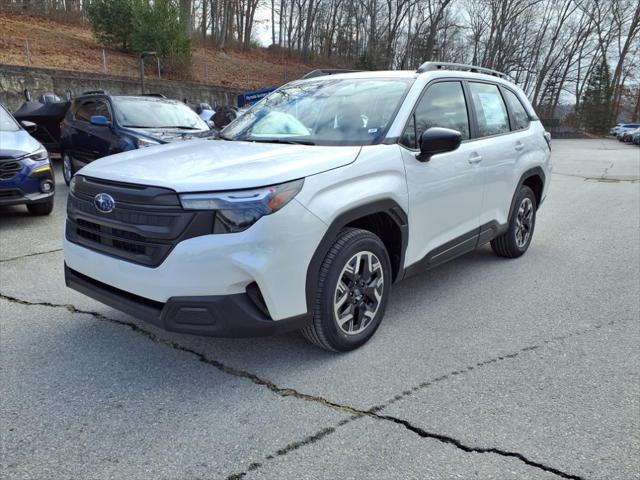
{"left": 543, "top": 131, "right": 551, "bottom": 151}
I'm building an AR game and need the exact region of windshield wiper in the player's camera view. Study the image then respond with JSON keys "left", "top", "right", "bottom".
{"left": 123, "top": 125, "right": 201, "bottom": 130}
{"left": 244, "top": 138, "right": 316, "bottom": 146}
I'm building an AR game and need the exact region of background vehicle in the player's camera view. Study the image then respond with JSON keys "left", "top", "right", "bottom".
{"left": 64, "top": 63, "right": 551, "bottom": 352}
{"left": 615, "top": 123, "right": 640, "bottom": 140}
{"left": 609, "top": 123, "right": 623, "bottom": 136}
{"left": 621, "top": 127, "right": 640, "bottom": 143}
{"left": 633, "top": 131, "right": 640, "bottom": 145}
{"left": 0, "top": 104, "right": 55, "bottom": 215}
{"left": 60, "top": 91, "right": 211, "bottom": 185}
{"left": 12, "top": 89, "right": 71, "bottom": 154}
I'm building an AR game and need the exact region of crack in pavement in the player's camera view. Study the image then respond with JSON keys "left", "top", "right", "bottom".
{"left": 225, "top": 319, "right": 624, "bottom": 479}
{"left": 0, "top": 248, "right": 62, "bottom": 263}
{"left": 552, "top": 172, "right": 639, "bottom": 183}
{"left": 225, "top": 320, "right": 623, "bottom": 480}
{"left": 2, "top": 292, "right": 613, "bottom": 480}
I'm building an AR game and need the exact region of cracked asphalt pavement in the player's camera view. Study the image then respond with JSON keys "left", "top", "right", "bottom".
{"left": 1, "top": 139, "right": 639, "bottom": 480}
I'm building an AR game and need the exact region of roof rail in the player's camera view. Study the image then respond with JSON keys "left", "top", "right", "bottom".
{"left": 81, "top": 90, "right": 109, "bottom": 96}
{"left": 303, "top": 69, "right": 362, "bottom": 79}
{"left": 142, "top": 93, "right": 167, "bottom": 98}
{"left": 416, "top": 62, "right": 508, "bottom": 79}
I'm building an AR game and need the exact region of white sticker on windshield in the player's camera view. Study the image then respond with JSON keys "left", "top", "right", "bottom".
{"left": 368, "top": 128, "right": 378, "bottom": 133}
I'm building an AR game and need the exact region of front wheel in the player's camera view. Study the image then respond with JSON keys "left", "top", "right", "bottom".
{"left": 62, "top": 152, "right": 75, "bottom": 186}
{"left": 301, "top": 228, "right": 392, "bottom": 352}
{"left": 491, "top": 185, "right": 537, "bottom": 258}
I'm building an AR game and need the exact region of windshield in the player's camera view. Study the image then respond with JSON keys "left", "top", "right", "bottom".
{"left": 114, "top": 98, "right": 209, "bottom": 130}
{"left": 0, "top": 105, "right": 20, "bottom": 132}
{"left": 222, "top": 78, "right": 414, "bottom": 146}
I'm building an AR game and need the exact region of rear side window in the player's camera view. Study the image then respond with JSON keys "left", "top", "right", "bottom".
{"left": 401, "top": 81, "right": 470, "bottom": 148}
{"left": 468, "top": 82, "right": 509, "bottom": 137}
{"left": 503, "top": 89, "right": 530, "bottom": 130}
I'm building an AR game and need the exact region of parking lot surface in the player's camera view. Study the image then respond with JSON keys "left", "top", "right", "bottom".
{"left": 1, "top": 139, "right": 639, "bottom": 480}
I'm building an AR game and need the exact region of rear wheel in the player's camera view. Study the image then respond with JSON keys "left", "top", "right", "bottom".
{"left": 301, "top": 228, "right": 391, "bottom": 352}
{"left": 491, "top": 185, "right": 536, "bottom": 258}
{"left": 27, "top": 198, "right": 54, "bottom": 216}
{"left": 62, "top": 152, "right": 75, "bottom": 186}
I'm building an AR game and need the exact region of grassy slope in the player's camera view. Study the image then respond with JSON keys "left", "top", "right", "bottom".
{"left": 0, "top": 11, "right": 332, "bottom": 90}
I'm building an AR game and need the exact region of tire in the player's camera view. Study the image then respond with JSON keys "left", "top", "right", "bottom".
{"left": 62, "top": 152, "right": 75, "bottom": 186}
{"left": 301, "top": 228, "right": 392, "bottom": 352}
{"left": 27, "top": 198, "right": 54, "bottom": 216}
{"left": 491, "top": 185, "right": 537, "bottom": 258}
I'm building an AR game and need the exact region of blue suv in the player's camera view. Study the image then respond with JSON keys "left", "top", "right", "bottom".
{"left": 0, "top": 104, "right": 55, "bottom": 216}
{"left": 60, "top": 91, "right": 211, "bottom": 185}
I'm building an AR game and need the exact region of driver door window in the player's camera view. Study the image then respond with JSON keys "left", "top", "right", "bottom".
{"left": 401, "top": 82, "right": 470, "bottom": 148}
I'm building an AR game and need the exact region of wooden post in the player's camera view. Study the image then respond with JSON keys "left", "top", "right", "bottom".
{"left": 25, "top": 40, "right": 31, "bottom": 65}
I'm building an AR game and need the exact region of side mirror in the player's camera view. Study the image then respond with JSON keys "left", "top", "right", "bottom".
{"left": 417, "top": 127, "right": 462, "bottom": 162}
{"left": 90, "top": 115, "right": 110, "bottom": 127}
{"left": 20, "top": 120, "right": 37, "bottom": 133}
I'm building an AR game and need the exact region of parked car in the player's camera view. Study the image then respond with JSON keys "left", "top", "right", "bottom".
{"left": 615, "top": 123, "right": 640, "bottom": 140}
{"left": 189, "top": 102, "right": 216, "bottom": 122}
{"left": 621, "top": 127, "right": 640, "bottom": 143}
{"left": 60, "top": 91, "right": 212, "bottom": 185}
{"left": 0, "top": 103, "right": 55, "bottom": 215}
{"left": 64, "top": 62, "right": 551, "bottom": 352}
{"left": 609, "top": 123, "right": 624, "bottom": 136}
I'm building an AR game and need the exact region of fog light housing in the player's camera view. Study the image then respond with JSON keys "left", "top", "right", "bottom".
{"left": 40, "top": 179, "right": 54, "bottom": 193}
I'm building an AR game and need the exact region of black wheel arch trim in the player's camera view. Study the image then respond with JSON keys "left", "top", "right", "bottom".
{"left": 305, "top": 199, "right": 408, "bottom": 312}
{"left": 509, "top": 167, "right": 545, "bottom": 218}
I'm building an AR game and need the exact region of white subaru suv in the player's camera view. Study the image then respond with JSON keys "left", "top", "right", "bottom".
{"left": 64, "top": 62, "right": 551, "bottom": 352}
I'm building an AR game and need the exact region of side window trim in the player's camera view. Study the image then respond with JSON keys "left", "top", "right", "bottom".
{"left": 399, "top": 78, "right": 471, "bottom": 151}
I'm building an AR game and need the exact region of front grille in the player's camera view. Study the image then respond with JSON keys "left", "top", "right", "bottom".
{"left": 66, "top": 175, "right": 215, "bottom": 267}
{"left": 0, "top": 160, "right": 22, "bottom": 180}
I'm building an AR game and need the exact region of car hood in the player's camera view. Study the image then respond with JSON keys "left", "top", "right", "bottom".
{"left": 0, "top": 129, "right": 42, "bottom": 158}
{"left": 77, "top": 139, "right": 362, "bottom": 192}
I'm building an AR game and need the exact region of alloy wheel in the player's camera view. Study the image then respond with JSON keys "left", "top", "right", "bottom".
{"left": 515, "top": 197, "right": 534, "bottom": 248}
{"left": 333, "top": 251, "right": 385, "bottom": 335}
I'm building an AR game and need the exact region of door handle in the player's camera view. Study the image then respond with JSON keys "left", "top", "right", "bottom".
{"left": 514, "top": 141, "right": 525, "bottom": 152}
{"left": 468, "top": 153, "right": 483, "bottom": 164}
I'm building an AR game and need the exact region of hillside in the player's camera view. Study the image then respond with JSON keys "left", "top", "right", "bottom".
{"left": 0, "top": 11, "right": 333, "bottom": 91}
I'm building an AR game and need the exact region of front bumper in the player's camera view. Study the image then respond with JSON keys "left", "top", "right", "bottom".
{"left": 0, "top": 189, "right": 54, "bottom": 206}
{"left": 0, "top": 159, "right": 54, "bottom": 206}
{"left": 65, "top": 195, "right": 328, "bottom": 324}
{"left": 65, "top": 264, "right": 311, "bottom": 336}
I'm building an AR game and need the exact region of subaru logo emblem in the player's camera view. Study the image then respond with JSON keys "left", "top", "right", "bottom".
{"left": 94, "top": 193, "right": 115, "bottom": 213}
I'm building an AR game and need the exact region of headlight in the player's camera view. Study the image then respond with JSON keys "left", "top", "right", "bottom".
{"left": 24, "top": 147, "right": 52, "bottom": 175}
{"left": 23, "top": 147, "right": 49, "bottom": 163}
{"left": 69, "top": 176, "right": 77, "bottom": 194}
{"left": 179, "top": 179, "right": 304, "bottom": 233}
{"left": 136, "top": 137, "right": 160, "bottom": 148}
